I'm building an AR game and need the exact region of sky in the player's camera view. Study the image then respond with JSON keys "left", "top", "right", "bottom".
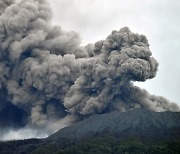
{"left": 49, "top": 0, "right": 180, "bottom": 105}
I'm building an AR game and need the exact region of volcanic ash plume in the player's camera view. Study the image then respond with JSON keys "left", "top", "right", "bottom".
{"left": 0, "top": 0, "right": 179, "bottom": 139}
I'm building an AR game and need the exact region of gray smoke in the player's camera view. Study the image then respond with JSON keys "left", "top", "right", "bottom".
{"left": 0, "top": 0, "right": 179, "bottom": 139}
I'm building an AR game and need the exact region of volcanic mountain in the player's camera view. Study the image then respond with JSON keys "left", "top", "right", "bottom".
{"left": 46, "top": 108, "right": 180, "bottom": 143}
{"left": 1, "top": 108, "right": 179, "bottom": 154}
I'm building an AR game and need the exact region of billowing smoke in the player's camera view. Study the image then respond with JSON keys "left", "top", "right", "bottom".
{"left": 0, "top": 0, "right": 179, "bottom": 139}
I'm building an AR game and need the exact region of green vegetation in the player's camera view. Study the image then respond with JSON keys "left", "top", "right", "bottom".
{"left": 32, "top": 137, "right": 180, "bottom": 154}
{"left": 0, "top": 139, "right": 40, "bottom": 154}
{"left": 0, "top": 137, "right": 179, "bottom": 154}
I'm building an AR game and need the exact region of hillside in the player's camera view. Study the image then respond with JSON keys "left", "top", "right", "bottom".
{"left": 0, "top": 108, "right": 180, "bottom": 154}
{"left": 46, "top": 108, "right": 180, "bottom": 143}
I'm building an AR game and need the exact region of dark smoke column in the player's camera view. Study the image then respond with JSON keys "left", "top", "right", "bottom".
{"left": 64, "top": 27, "right": 179, "bottom": 115}
{"left": 0, "top": 0, "right": 87, "bottom": 130}
{"left": 0, "top": 0, "right": 179, "bottom": 137}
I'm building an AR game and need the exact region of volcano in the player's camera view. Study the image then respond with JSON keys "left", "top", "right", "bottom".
{"left": 0, "top": 108, "right": 180, "bottom": 154}
{"left": 46, "top": 108, "right": 180, "bottom": 143}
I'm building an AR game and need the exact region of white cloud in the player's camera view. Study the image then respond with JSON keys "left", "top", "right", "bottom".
{"left": 1, "top": 128, "right": 48, "bottom": 141}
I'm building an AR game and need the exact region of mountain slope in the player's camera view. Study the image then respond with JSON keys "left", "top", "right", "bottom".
{"left": 0, "top": 109, "right": 180, "bottom": 154}
{"left": 46, "top": 108, "right": 180, "bottom": 143}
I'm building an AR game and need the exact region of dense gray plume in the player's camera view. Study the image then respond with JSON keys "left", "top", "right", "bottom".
{"left": 0, "top": 0, "right": 179, "bottom": 138}
{"left": 0, "top": 0, "right": 15, "bottom": 16}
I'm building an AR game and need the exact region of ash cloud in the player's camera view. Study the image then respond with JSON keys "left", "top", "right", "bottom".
{"left": 0, "top": 0, "right": 179, "bottom": 139}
